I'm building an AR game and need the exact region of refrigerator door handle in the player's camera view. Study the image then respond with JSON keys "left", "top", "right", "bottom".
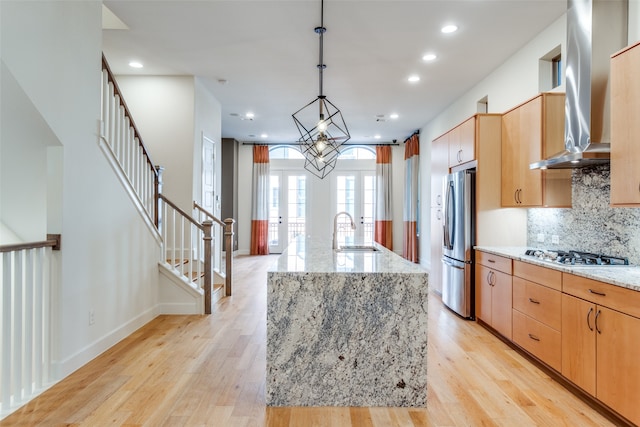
{"left": 443, "top": 181, "right": 455, "bottom": 250}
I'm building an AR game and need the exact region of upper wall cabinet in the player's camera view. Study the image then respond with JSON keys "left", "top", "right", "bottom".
{"left": 501, "top": 93, "right": 571, "bottom": 208}
{"left": 431, "top": 134, "right": 449, "bottom": 208}
{"left": 611, "top": 41, "right": 640, "bottom": 206}
{"left": 432, "top": 114, "right": 522, "bottom": 248}
{"left": 448, "top": 116, "right": 476, "bottom": 167}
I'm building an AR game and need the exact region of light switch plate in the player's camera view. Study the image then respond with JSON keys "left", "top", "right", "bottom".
{"left": 551, "top": 235, "right": 560, "bottom": 244}
{"left": 537, "top": 233, "right": 545, "bottom": 242}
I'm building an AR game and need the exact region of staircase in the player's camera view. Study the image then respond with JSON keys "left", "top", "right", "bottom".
{"left": 100, "top": 54, "right": 234, "bottom": 314}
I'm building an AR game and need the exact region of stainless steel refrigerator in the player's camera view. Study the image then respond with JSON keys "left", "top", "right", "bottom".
{"left": 441, "top": 169, "right": 475, "bottom": 319}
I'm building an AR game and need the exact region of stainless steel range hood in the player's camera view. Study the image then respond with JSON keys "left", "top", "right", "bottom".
{"left": 530, "top": 0, "right": 628, "bottom": 170}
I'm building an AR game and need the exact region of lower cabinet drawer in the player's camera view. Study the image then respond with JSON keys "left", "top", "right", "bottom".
{"left": 513, "top": 310, "right": 561, "bottom": 372}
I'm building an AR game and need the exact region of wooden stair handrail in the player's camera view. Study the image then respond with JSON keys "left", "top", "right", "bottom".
{"left": 193, "top": 201, "right": 225, "bottom": 227}
{"left": 0, "top": 234, "right": 61, "bottom": 253}
{"left": 101, "top": 54, "right": 158, "bottom": 177}
{"left": 158, "top": 195, "right": 204, "bottom": 231}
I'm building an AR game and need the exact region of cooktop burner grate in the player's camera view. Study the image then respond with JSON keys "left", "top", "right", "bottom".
{"left": 524, "top": 249, "right": 629, "bottom": 266}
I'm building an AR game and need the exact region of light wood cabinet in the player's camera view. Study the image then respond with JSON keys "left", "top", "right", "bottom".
{"left": 501, "top": 93, "right": 571, "bottom": 208}
{"left": 430, "top": 114, "right": 521, "bottom": 291}
{"left": 611, "top": 40, "right": 640, "bottom": 206}
{"left": 448, "top": 116, "right": 476, "bottom": 167}
{"left": 562, "top": 275, "right": 640, "bottom": 426}
{"left": 475, "top": 252, "right": 512, "bottom": 339}
{"left": 431, "top": 135, "right": 448, "bottom": 208}
{"left": 512, "top": 261, "right": 562, "bottom": 371}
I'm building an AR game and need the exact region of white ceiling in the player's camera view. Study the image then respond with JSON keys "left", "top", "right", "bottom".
{"left": 102, "top": 0, "right": 566, "bottom": 145}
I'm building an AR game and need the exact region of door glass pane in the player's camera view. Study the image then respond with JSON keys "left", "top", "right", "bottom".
{"left": 268, "top": 175, "right": 281, "bottom": 247}
{"left": 362, "top": 175, "right": 375, "bottom": 245}
{"left": 336, "top": 175, "right": 356, "bottom": 246}
{"left": 287, "top": 175, "right": 306, "bottom": 243}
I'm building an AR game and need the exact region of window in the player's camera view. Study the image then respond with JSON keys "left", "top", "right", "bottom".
{"left": 539, "top": 45, "right": 562, "bottom": 92}
{"left": 338, "top": 146, "right": 376, "bottom": 160}
{"left": 269, "top": 146, "right": 304, "bottom": 159}
{"left": 552, "top": 54, "right": 562, "bottom": 88}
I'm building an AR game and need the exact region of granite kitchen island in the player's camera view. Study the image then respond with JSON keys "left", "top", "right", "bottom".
{"left": 266, "top": 237, "right": 429, "bottom": 407}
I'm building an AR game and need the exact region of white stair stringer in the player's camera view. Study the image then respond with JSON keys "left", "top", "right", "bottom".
{"left": 158, "top": 262, "right": 204, "bottom": 314}
{"left": 158, "top": 262, "right": 226, "bottom": 314}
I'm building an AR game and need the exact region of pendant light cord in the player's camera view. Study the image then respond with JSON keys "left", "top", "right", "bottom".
{"left": 316, "top": 0, "right": 326, "bottom": 102}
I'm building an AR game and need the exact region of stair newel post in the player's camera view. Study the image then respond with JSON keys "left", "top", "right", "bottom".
{"left": 202, "top": 220, "right": 213, "bottom": 314}
{"left": 154, "top": 165, "right": 164, "bottom": 230}
{"left": 224, "top": 218, "right": 235, "bottom": 296}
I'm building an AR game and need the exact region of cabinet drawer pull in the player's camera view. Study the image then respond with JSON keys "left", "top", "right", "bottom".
{"left": 487, "top": 259, "right": 496, "bottom": 263}
{"left": 528, "top": 334, "right": 540, "bottom": 341}
{"left": 588, "top": 289, "right": 606, "bottom": 297}
{"left": 595, "top": 309, "right": 602, "bottom": 334}
{"left": 528, "top": 298, "right": 540, "bottom": 304}
{"left": 586, "top": 307, "right": 594, "bottom": 331}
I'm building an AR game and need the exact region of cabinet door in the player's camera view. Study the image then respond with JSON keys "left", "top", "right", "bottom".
{"left": 596, "top": 306, "right": 640, "bottom": 426}
{"left": 611, "top": 42, "right": 640, "bottom": 205}
{"left": 501, "top": 106, "right": 523, "bottom": 207}
{"left": 449, "top": 117, "right": 475, "bottom": 167}
{"left": 561, "top": 294, "right": 596, "bottom": 396}
{"left": 431, "top": 136, "right": 449, "bottom": 207}
{"left": 501, "top": 97, "right": 544, "bottom": 207}
{"left": 430, "top": 207, "right": 443, "bottom": 294}
{"left": 515, "top": 97, "right": 543, "bottom": 206}
{"left": 491, "top": 269, "right": 513, "bottom": 340}
{"left": 475, "top": 264, "right": 493, "bottom": 324}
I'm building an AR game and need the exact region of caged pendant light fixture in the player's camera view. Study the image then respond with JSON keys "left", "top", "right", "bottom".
{"left": 292, "top": 0, "right": 350, "bottom": 179}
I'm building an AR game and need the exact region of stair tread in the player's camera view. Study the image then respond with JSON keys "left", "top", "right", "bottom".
{"left": 167, "top": 259, "right": 189, "bottom": 268}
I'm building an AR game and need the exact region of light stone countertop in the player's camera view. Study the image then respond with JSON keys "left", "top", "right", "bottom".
{"left": 475, "top": 246, "right": 640, "bottom": 292}
{"left": 266, "top": 236, "right": 429, "bottom": 407}
{"left": 268, "top": 236, "right": 428, "bottom": 275}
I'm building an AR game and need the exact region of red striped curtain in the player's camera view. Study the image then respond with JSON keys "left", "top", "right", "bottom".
{"left": 374, "top": 145, "right": 393, "bottom": 250}
{"left": 250, "top": 145, "right": 270, "bottom": 255}
{"left": 403, "top": 134, "right": 420, "bottom": 262}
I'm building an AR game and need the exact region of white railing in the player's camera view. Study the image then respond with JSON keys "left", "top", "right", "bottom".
{"left": 0, "top": 236, "right": 60, "bottom": 417}
{"left": 100, "top": 55, "right": 159, "bottom": 227}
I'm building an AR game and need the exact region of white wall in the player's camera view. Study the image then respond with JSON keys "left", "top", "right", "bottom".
{"left": 0, "top": 62, "right": 56, "bottom": 242}
{"left": 1, "top": 0, "right": 161, "bottom": 379}
{"left": 115, "top": 76, "right": 196, "bottom": 212}
{"left": 630, "top": 0, "right": 640, "bottom": 44}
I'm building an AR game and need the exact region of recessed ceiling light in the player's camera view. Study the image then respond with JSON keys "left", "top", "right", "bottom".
{"left": 374, "top": 135, "right": 381, "bottom": 139}
{"left": 408, "top": 75, "right": 420, "bottom": 83}
{"left": 422, "top": 53, "right": 437, "bottom": 62}
{"left": 390, "top": 113, "right": 399, "bottom": 119}
{"left": 246, "top": 112, "right": 255, "bottom": 119}
{"left": 261, "top": 133, "right": 268, "bottom": 138}
{"left": 128, "top": 61, "right": 143, "bottom": 69}
{"left": 441, "top": 24, "right": 458, "bottom": 34}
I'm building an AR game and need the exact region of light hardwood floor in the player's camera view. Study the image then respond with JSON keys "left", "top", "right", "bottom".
{"left": 1, "top": 255, "right": 617, "bottom": 426}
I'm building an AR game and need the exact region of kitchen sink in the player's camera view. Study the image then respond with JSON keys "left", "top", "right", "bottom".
{"left": 336, "top": 245, "right": 380, "bottom": 252}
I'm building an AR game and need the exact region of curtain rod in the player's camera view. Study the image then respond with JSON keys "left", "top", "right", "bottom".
{"left": 403, "top": 130, "right": 420, "bottom": 143}
{"left": 241, "top": 141, "right": 399, "bottom": 146}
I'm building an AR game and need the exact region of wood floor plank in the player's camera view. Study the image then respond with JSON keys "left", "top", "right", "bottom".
{"left": 0, "top": 254, "right": 621, "bottom": 426}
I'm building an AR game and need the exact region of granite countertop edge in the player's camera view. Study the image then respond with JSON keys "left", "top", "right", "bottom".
{"left": 475, "top": 246, "right": 640, "bottom": 293}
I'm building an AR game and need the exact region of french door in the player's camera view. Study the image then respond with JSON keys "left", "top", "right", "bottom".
{"left": 268, "top": 171, "right": 307, "bottom": 253}
{"left": 334, "top": 172, "right": 375, "bottom": 247}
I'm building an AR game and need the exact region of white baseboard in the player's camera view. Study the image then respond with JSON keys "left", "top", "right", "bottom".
{"left": 53, "top": 305, "right": 159, "bottom": 379}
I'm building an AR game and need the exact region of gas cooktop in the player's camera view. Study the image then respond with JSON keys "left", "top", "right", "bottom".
{"left": 524, "top": 249, "right": 629, "bottom": 266}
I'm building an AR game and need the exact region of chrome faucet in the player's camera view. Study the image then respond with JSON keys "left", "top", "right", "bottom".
{"left": 332, "top": 211, "right": 356, "bottom": 249}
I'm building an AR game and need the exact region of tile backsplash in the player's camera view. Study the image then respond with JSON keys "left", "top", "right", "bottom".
{"left": 527, "top": 165, "right": 640, "bottom": 265}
